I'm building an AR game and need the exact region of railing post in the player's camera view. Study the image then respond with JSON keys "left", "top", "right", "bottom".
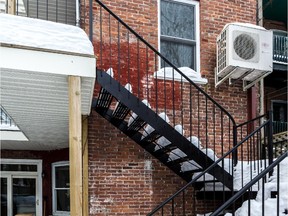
{"left": 89, "top": 0, "right": 93, "bottom": 41}
{"left": 233, "top": 125, "right": 238, "bottom": 166}
{"left": 268, "top": 111, "right": 273, "bottom": 175}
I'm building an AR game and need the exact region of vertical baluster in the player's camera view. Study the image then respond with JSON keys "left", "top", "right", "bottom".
{"left": 276, "top": 164, "right": 280, "bottom": 216}
{"left": 36, "top": 0, "right": 38, "bottom": 18}
{"left": 146, "top": 47, "right": 149, "bottom": 102}
{"left": 127, "top": 31, "right": 130, "bottom": 97}
{"left": 16, "top": 0, "right": 18, "bottom": 15}
{"left": 109, "top": 14, "right": 112, "bottom": 69}
{"left": 182, "top": 190, "right": 185, "bottom": 216}
{"left": 137, "top": 39, "right": 140, "bottom": 99}
{"left": 155, "top": 54, "right": 158, "bottom": 114}
{"left": 171, "top": 199, "right": 174, "bottom": 215}
{"left": 65, "top": 0, "right": 68, "bottom": 23}
{"left": 172, "top": 68, "right": 175, "bottom": 127}
{"left": 164, "top": 65, "right": 167, "bottom": 115}
{"left": 99, "top": 7, "right": 103, "bottom": 69}
{"left": 56, "top": 0, "right": 58, "bottom": 22}
{"left": 180, "top": 73, "right": 183, "bottom": 132}
{"left": 205, "top": 98, "right": 208, "bottom": 156}
{"left": 89, "top": 0, "right": 93, "bottom": 41}
{"left": 189, "top": 85, "right": 193, "bottom": 138}
{"left": 46, "top": 0, "right": 48, "bottom": 20}
{"left": 117, "top": 21, "right": 120, "bottom": 89}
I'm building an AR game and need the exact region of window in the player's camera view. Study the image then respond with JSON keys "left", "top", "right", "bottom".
{"left": 160, "top": 0, "right": 200, "bottom": 72}
{"left": 52, "top": 161, "right": 70, "bottom": 215}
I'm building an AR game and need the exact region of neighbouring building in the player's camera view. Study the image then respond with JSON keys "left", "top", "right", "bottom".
{"left": 0, "top": 0, "right": 287, "bottom": 215}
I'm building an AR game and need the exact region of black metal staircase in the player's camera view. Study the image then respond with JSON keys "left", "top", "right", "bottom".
{"left": 90, "top": 0, "right": 286, "bottom": 215}
{"left": 94, "top": 70, "right": 233, "bottom": 189}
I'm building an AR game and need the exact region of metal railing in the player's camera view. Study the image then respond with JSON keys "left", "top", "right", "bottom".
{"left": 147, "top": 116, "right": 274, "bottom": 215}
{"left": 93, "top": 0, "right": 237, "bottom": 170}
{"left": 90, "top": 1, "right": 280, "bottom": 215}
{"left": 273, "top": 121, "right": 288, "bottom": 134}
{"left": 211, "top": 152, "right": 287, "bottom": 216}
{"left": 273, "top": 30, "right": 288, "bottom": 64}
{"left": 1, "top": 0, "right": 79, "bottom": 25}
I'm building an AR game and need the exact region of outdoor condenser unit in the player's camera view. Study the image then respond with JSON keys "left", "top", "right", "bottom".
{"left": 215, "top": 23, "right": 273, "bottom": 90}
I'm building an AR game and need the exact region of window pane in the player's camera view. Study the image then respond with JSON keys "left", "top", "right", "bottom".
{"left": 56, "top": 190, "right": 70, "bottom": 211}
{"left": 161, "top": 40, "right": 195, "bottom": 69}
{"left": 1, "top": 164, "right": 37, "bottom": 172}
{"left": 161, "top": 0, "right": 195, "bottom": 40}
{"left": 55, "top": 166, "right": 69, "bottom": 188}
{"left": 13, "top": 178, "right": 36, "bottom": 215}
{"left": 1, "top": 178, "right": 7, "bottom": 216}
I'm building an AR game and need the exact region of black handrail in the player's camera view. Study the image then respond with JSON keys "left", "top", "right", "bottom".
{"left": 147, "top": 120, "right": 272, "bottom": 215}
{"left": 236, "top": 113, "right": 267, "bottom": 128}
{"left": 210, "top": 152, "right": 287, "bottom": 216}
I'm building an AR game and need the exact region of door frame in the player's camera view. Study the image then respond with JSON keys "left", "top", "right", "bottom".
{"left": 0, "top": 159, "right": 42, "bottom": 216}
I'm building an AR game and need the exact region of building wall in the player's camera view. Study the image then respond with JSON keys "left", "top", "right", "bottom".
{"left": 86, "top": 0, "right": 257, "bottom": 215}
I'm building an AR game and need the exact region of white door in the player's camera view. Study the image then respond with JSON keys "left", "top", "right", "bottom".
{"left": 0, "top": 159, "right": 42, "bottom": 216}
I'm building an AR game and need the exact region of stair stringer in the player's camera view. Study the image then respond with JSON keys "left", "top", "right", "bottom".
{"left": 95, "top": 70, "right": 234, "bottom": 190}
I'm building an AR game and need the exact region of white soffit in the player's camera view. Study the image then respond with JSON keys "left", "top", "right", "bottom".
{"left": 0, "top": 14, "right": 96, "bottom": 150}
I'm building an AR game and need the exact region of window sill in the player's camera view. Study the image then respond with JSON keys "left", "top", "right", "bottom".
{"left": 154, "top": 67, "right": 208, "bottom": 85}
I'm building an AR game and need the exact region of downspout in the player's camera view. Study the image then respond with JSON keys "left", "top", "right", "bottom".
{"left": 76, "top": 0, "right": 80, "bottom": 26}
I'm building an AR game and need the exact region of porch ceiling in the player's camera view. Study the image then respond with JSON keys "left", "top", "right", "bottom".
{"left": 0, "top": 14, "right": 96, "bottom": 151}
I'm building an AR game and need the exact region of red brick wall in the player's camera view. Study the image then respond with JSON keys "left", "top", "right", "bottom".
{"left": 86, "top": 0, "right": 257, "bottom": 215}
{"left": 88, "top": 113, "right": 193, "bottom": 215}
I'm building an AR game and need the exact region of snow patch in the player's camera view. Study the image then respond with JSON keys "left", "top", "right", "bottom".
{"left": 0, "top": 13, "right": 94, "bottom": 55}
{"left": 154, "top": 124, "right": 184, "bottom": 151}
{"left": 141, "top": 112, "right": 170, "bottom": 139}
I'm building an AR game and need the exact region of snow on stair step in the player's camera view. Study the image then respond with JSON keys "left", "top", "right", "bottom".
{"left": 154, "top": 124, "right": 184, "bottom": 151}
{"left": 141, "top": 112, "right": 170, "bottom": 140}
{"left": 168, "top": 135, "right": 202, "bottom": 161}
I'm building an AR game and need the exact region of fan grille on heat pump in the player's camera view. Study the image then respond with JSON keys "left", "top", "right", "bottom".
{"left": 233, "top": 34, "right": 256, "bottom": 60}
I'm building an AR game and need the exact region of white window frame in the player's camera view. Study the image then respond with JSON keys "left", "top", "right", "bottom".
{"left": 157, "top": 0, "right": 205, "bottom": 84}
{"left": 0, "top": 158, "right": 43, "bottom": 216}
{"left": 52, "top": 161, "right": 70, "bottom": 216}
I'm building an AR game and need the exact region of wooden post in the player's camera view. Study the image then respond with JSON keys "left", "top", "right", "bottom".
{"left": 68, "top": 76, "right": 83, "bottom": 216}
{"left": 82, "top": 116, "right": 89, "bottom": 216}
{"left": 7, "top": 0, "right": 16, "bottom": 14}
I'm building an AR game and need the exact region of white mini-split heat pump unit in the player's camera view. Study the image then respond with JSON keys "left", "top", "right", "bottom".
{"left": 215, "top": 23, "right": 273, "bottom": 90}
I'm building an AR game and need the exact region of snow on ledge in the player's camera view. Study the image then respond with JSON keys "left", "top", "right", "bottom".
{"left": 0, "top": 14, "right": 94, "bottom": 56}
{"left": 154, "top": 67, "right": 208, "bottom": 85}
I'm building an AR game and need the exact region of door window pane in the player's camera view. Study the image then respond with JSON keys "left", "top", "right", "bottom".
{"left": 13, "top": 178, "right": 36, "bottom": 215}
{"left": 1, "top": 178, "right": 8, "bottom": 216}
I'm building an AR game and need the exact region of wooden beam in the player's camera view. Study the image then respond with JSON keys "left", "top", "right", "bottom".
{"left": 69, "top": 76, "right": 83, "bottom": 216}
{"left": 82, "top": 115, "right": 89, "bottom": 216}
{"left": 7, "top": 0, "right": 16, "bottom": 15}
